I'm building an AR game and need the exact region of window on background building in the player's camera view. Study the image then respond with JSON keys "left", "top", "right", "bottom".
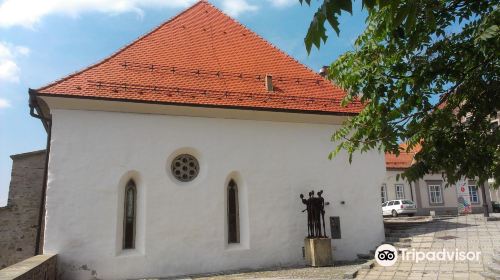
{"left": 395, "top": 184, "right": 405, "bottom": 199}
{"left": 468, "top": 184, "right": 479, "bottom": 204}
{"left": 227, "top": 179, "right": 240, "bottom": 244}
{"left": 491, "top": 121, "right": 499, "bottom": 130}
{"left": 428, "top": 185, "right": 443, "bottom": 204}
{"left": 123, "top": 180, "right": 136, "bottom": 249}
{"left": 381, "top": 184, "right": 388, "bottom": 203}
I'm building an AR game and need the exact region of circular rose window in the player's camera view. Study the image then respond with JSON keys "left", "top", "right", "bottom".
{"left": 171, "top": 154, "right": 199, "bottom": 182}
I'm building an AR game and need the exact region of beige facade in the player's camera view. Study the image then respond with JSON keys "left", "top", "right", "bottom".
{"left": 381, "top": 170, "right": 415, "bottom": 203}
{"left": 490, "top": 187, "right": 500, "bottom": 202}
{"left": 382, "top": 170, "right": 493, "bottom": 215}
{"left": 488, "top": 112, "right": 499, "bottom": 203}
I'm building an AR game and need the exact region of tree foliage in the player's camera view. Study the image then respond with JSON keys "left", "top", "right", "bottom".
{"left": 300, "top": 0, "right": 500, "bottom": 187}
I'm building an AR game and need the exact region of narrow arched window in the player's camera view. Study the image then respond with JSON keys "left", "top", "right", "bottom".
{"left": 123, "top": 180, "right": 136, "bottom": 249}
{"left": 227, "top": 179, "right": 240, "bottom": 244}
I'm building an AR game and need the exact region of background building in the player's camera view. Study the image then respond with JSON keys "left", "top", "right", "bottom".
{"left": 488, "top": 112, "right": 499, "bottom": 203}
{"left": 383, "top": 144, "right": 493, "bottom": 215}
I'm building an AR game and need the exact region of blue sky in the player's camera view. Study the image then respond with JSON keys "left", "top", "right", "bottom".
{"left": 0, "top": 0, "right": 367, "bottom": 206}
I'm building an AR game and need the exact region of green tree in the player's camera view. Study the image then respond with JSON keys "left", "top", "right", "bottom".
{"left": 301, "top": 0, "right": 500, "bottom": 189}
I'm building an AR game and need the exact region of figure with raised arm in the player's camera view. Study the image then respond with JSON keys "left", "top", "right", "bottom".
{"left": 300, "top": 193, "right": 312, "bottom": 237}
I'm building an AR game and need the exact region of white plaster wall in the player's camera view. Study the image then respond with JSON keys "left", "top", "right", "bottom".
{"left": 43, "top": 108, "right": 385, "bottom": 280}
{"left": 490, "top": 186, "right": 500, "bottom": 202}
{"left": 382, "top": 170, "right": 413, "bottom": 202}
{"left": 417, "top": 174, "right": 459, "bottom": 208}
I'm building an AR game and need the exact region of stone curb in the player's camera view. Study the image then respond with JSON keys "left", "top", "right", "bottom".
{"left": 480, "top": 271, "right": 500, "bottom": 280}
{"left": 361, "top": 260, "right": 374, "bottom": 270}
{"left": 343, "top": 260, "right": 374, "bottom": 279}
{"left": 342, "top": 269, "right": 358, "bottom": 279}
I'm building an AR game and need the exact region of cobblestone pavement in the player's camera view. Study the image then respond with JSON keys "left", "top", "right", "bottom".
{"left": 161, "top": 262, "right": 364, "bottom": 280}
{"left": 158, "top": 214, "right": 499, "bottom": 280}
{"left": 356, "top": 213, "right": 500, "bottom": 280}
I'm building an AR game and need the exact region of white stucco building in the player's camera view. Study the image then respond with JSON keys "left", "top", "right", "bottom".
{"left": 488, "top": 113, "right": 499, "bottom": 203}
{"left": 382, "top": 144, "right": 493, "bottom": 215}
{"left": 29, "top": 2, "right": 386, "bottom": 279}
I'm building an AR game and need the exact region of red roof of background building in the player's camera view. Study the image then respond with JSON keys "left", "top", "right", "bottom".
{"left": 385, "top": 143, "right": 421, "bottom": 170}
{"left": 34, "top": 1, "right": 363, "bottom": 115}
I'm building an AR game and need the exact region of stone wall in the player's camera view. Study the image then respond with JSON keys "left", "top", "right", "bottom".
{"left": 0, "top": 254, "right": 57, "bottom": 279}
{"left": 0, "top": 150, "right": 46, "bottom": 269}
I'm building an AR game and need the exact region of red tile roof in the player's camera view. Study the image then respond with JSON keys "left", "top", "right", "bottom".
{"left": 385, "top": 143, "right": 421, "bottom": 170}
{"left": 34, "top": 1, "right": 363, "bottom": 115}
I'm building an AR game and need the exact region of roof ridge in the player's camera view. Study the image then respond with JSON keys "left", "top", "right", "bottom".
{"left": 36, "top": 1, "right": 205, "bottom": 92}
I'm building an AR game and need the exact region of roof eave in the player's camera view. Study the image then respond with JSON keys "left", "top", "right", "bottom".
{"left": 32, "top": 90, "right": 361, "bottom": 117}
{"left": 28, "top": 89, "right": 51, "bottom": 131}
{"left": 386, "top": 166, "right": 410, "bottom": 171}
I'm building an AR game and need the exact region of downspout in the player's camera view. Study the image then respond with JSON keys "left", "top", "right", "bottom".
{"left": 29, "top": 90, "right": 52, "bottom": 255}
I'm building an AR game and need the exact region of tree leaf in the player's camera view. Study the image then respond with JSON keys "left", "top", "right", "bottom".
{"left": 478, "top": 24, "right": 499, "bottom": 41}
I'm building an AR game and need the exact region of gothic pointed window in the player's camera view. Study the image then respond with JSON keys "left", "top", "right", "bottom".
{"left": 123, "top": 180, "right": 136, "bottom": 249}
{"left": 227, "top": 179, "right": 239, "bottom": 244}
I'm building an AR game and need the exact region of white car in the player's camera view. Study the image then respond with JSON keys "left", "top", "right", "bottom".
{"left": 382, "top": 200, "right": 417, "bottom": 217}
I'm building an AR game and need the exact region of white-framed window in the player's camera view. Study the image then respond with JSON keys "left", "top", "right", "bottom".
{"left": 491, "top": 119, "right": 499, "bottom": 130}
{"left": 395, "top": 184, "right": 405, "bottom": 199}
{"left": 381, "top": 184, "right": 388, "bottom": 203}
{"left": 468, "top": 184, "right": 479, "bottom": 204}
{"left": 428, "top": 184, "right": 443, "bottom": 204}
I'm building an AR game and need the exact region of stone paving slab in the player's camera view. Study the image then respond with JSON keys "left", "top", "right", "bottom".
{"left": 156, "top": 263, "right": 365, "bottom": 280}
{"left": 356, "top": 214, "right": 500, "bottom": 280}
{"left": 150, "top": 214, "right": 499, "bottom": 280}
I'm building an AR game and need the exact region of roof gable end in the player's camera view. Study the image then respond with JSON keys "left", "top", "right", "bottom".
{"left": 35, "top": 1, "right": 362, "bottom": 115}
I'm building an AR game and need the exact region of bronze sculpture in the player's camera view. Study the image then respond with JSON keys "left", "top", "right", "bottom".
{"left": 300, "top": 190, "right": 328, "bottom": 238}
{"left": 318, "top": 190, "right": 326, "bottom": 238}
{"left": 300, "top": 193, "right": 312, "bottom": 237}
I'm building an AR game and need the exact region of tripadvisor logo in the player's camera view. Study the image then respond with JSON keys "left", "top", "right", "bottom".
{"left": 375, "top": 244, "right": 398, "bottom": 267}
{"left": 374, "top": 244, "right": 482, "bottom": 266}
{"left": 401, "top": 248, "right": 481, "bottom": 263}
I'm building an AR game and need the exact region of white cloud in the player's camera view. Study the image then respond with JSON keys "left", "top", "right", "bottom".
{"left": 267, "top": 0, "right": 297, "bottom": 8}
{"left": 0, "top": 0, "right": 197, "bottom": 28}
{"left": 0, "top": 98, "right": 11, "bottom": 109}
{"left": 15, "top": 46, "right": 30, "bottom": 56}
{"left": 0, "top": 42, "right": 30, "bottom": 83}
{"left": 221, "top": 0, "right": 258, "bottom": 17}
{"left": 0, "top": 0, "right": 266, "bottom": 29}
{"left": 0, "top": 60, "right": 20, "bottom": 82}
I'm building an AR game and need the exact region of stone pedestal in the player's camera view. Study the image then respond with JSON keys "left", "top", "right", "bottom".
{"left": 304, "top": 238, "right": 333, "bottom": 267}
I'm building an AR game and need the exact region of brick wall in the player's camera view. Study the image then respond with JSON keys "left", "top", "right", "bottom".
{"left": 0, "top": 150, "right": 46, "bottom": 268}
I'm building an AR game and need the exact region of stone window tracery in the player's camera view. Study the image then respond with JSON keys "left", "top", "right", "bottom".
{"left": 171, "top": 154, "right": 199, "bottom": 182}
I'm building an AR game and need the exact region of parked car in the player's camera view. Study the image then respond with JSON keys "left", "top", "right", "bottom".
{"left": 492, "top": 201, "right": 500, "bottom": 213}
{"left": 382, "top": 200, "right": 417, "bottom": 217}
